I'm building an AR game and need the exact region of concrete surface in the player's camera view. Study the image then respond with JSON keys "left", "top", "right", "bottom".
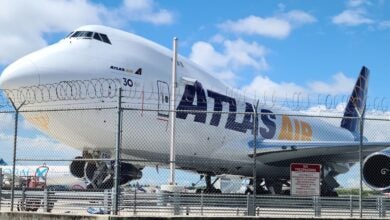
{"left": 0, "top": 212, "right": 389, "bottom": 220}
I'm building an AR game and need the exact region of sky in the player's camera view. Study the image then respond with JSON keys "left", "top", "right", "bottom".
{"left": 1, "top": 0, "right": 390, "bottom": 188}
{"left": 1, "top": 0, "right": 390, "bottom": 103}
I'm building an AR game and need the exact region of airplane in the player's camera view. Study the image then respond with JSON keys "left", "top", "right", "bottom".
{"left": 0, "top": 25, "right": 389, "bottom": 196}
{"left": 0, "top": 160, "right": 87, "bottom": 190}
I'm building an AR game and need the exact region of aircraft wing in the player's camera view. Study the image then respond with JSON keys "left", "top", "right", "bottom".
{"left": 248, "top": 140, "right": 390, "bottom": 166}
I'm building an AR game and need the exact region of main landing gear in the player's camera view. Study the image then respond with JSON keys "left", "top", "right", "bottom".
{"left": 69, "top": 150, "right": 142, "bottom": 189}
{"left": 245, "top": 177, "right": 339, "bottom": 197}
{"left": 245, "top": 178, "right": 290, "bottom": 195}
{"left": 195, "top": 174, "right": 222, "bottom": 194}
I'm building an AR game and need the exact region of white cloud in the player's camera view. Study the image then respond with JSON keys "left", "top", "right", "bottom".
{"left": 379, "top": 20, "right": 390, "bottom": 29}
{"left": 347, "top": 0, "right": 368, "bottom": 7}
{"left": 218, "top": 10, "right": 316, "bottom": 39}
{"left": 301, "top": 103, "right": 347, "bottom": 119}
{"left": 224, "top": 39, "right": 267, "bottom": 70}
{"left": 239, "top": 72, "right": 356, "bottom": 104}
{"left": 282, "top": 10, "right": 318, "bottom": 26}
{"left": 0, "top": 0, "right": 102, "bottom": 64}
{"left": 0, "top": 0, "right": 173, "bottom": 65}
{"left": 210, "top": 34, "right": 225, "bottom": 44}
{"left": 219, "top": 16, "right": 291, "bottom": 39}
{"left": 332, "top": 9, "right": 373, "bottom": 26}
{"left": 240, "top": 75, "right": 307, "bottom": 99}
{"left": 120, "top": 0, "right": 174, "bottom": 25}
{"left": 190, "top": 35, "right": 356, "bottom": 100}
{"left": 308, "top": 72, "right": 355, "bottom": 95}
{"left": 189, "top": 39, "right": 268, "bottom": 85}
{"left": 190, "top": 42, "right": 228, "bottom": 72}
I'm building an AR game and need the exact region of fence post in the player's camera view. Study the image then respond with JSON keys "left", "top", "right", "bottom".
{"left": 173, "top": 191, "right": 180, "bottom": 215}
{"left": 200, "top": 191, "right": 203, "bottom": 216}
{"left": 20, "top": 185, "right": 26, "bottom": 211}
{"left": 359, "top": 113, "right": 365, "bottom": 218}
{"left": 9, "top": 100, "right": 24, "bottom": 212}
{"left": 252, "top": 102, "right": 259, "bottom": 216}
{"left": 43, "top": 187, "right": 48, "bottom": 212}
{"left": 103, "top": 189, "right": 110, "bottom": 212}
{"left": 133, "top": 185, "right": 137, "bottom": 215}
{"left": 247, "top": 193, "right": 254, "bottom": 216}
{"left": 350, "top": 195, "right": 353, "bottom": 217}
{"left": 0, "top": 168, "right": 2, "bottom": 211}
{"left": 377, "top": 197, "right": 385, "bottom": 217}
{"left": 313, "top": 196, "right": 321, "bottom": 217}
{"left": 113, "top": 88, "right": 123, "bottom": 215}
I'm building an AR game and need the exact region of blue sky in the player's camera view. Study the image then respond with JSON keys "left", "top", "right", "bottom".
{"left": 1, "top": 0, "right": 390, "bottom": 188}
{"left": 1, "top": 0, "right": 390, "bottom": 102}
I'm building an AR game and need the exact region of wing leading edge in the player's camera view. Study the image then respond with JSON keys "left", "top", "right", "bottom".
{"left": 248, "top": 139, "right": 390, "bottom": 166}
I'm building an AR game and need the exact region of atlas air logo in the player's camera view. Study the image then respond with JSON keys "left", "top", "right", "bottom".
{"left": 175, "top": 82, "right": 312, "bottom": 141}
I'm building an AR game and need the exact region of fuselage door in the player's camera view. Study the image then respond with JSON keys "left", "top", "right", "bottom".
{"left": 157, "top": 80, "right": 170, "bottom": 118}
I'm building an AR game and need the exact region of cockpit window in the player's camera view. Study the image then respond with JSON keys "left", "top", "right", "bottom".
{"left": 93, "top": 32, "right": 102, "bottom": 41}
{"left": 68, "top": 31, "right": 111, "bottom": 45}
{"left": 84, "top": 32, "right": 93, "bottom": 38}
{"left": 99, "top": 34, "right": 111, "bottom": 44}
{"left": 70, "top": 31, "right": 93, "bottom": 38}
{"left": 65, "top": 32, "right": 74, "bottom": 38}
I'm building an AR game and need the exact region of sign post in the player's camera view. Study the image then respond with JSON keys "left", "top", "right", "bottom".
{"left": 290, "top": 163, "right": 321, "bottom": 196}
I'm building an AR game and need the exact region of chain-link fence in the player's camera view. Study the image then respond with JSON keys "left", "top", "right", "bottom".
{"left": 0, "top": 85, "right": 389, "bottom": 218}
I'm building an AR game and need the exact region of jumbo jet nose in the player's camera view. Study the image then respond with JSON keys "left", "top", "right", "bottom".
{"left": 0, "top": 57, "right": 40, "bottom": 89}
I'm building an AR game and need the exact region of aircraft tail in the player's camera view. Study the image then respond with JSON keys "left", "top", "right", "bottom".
{"left": 0, "top": 158, "right": 7, "bottom": 165}
{"left": 340, "top": 66, "right": 370, "bottom": 133}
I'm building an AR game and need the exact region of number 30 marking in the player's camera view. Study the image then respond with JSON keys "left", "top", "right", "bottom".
{"left": 123, "top": 78, "right": 134, "bottom": 87}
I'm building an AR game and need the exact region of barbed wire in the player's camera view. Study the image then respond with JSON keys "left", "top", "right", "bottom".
{"left": 0, "top": 78, "right": 388, "bottom": 113}
{"left": 2, "top": 78, "right": 121, "bottom": 105}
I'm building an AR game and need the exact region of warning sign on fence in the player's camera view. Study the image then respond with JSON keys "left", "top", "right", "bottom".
{"left": 290, "top": 163, "right": 321, "bottom": 196}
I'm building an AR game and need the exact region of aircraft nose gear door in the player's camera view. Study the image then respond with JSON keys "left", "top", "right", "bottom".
{"left": 157, "top": 80, "right": 170, "bottom": 118}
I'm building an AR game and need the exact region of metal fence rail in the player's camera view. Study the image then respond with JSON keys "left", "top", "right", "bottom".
{"left": 1, "top": 188, "right": 389, "bottom": 217}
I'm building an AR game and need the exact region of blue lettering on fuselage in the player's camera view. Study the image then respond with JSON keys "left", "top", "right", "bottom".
{"left": 176, "top": 82, "right": 277, "bottom": 139}
{"left": 176, "top": 81, "right": 207, "bottom": 123}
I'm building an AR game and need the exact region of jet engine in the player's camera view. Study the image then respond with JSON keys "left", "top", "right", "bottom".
{"left": 362, "top": 151, "right": 390, "bottom": 190}
{"left": 70, "top": 156, "right": 142, "bottom": 189}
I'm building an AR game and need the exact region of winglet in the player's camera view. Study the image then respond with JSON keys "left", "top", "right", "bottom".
{"left": 340, "top": 66, "right": 370, "bottom": 133}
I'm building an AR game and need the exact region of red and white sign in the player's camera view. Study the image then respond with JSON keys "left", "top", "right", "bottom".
{"left": 290, "top": 163, "right": 321, "bottom": 196}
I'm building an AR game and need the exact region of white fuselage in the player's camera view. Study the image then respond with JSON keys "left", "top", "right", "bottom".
{"left": 0, "top": 25, "right": 355, "bottom": 178}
